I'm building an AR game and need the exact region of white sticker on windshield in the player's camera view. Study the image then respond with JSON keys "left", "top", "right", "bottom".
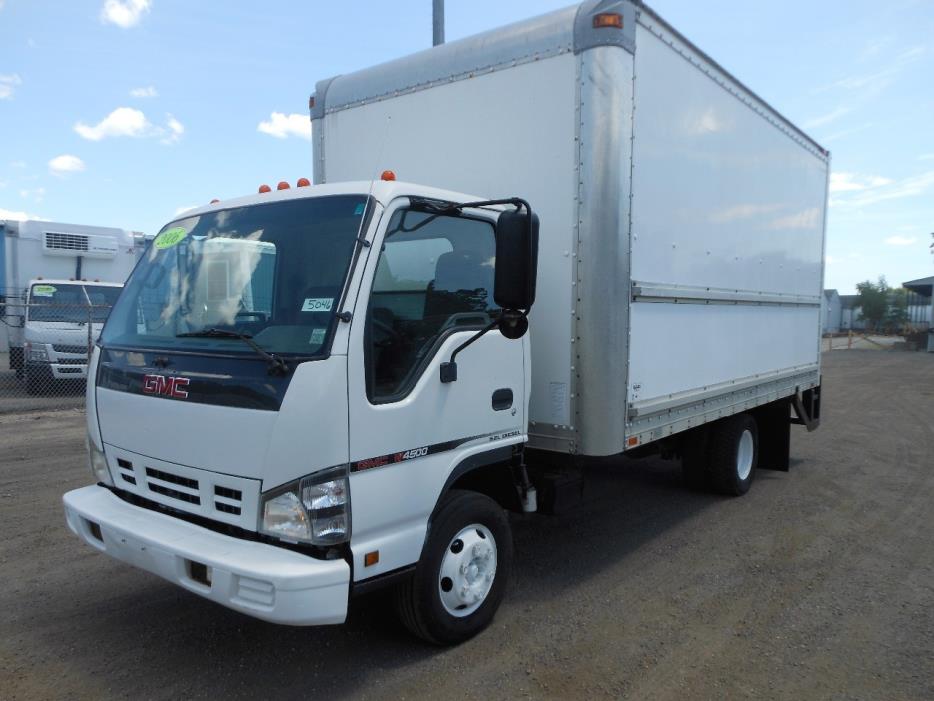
{"left": 301, "top": 297, "right": 333, "bottom": 312}
{"left": 309, "top": 328, "right": 327, "bottom": 345}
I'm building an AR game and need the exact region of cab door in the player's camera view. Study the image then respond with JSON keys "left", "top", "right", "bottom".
{"left": 346, "top": 202, "right": 527, "bottom": 581}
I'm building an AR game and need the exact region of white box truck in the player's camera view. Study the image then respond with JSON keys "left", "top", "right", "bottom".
{"left": 1, "top": 219, "right": 146, "bottom": 389}
{"left": 63, "top": 0, "right": 826, "bottom": 644}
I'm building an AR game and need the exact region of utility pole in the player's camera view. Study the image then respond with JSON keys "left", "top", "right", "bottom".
{"left": 433, "top": 0, "right": 445, "bottom": 46}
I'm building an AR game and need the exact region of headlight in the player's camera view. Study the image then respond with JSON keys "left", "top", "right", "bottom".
{"left": 26, "top": 342, "right": 49, "bottom": 362}
{"left": 259, "top": 467, "right": 350, "bottom": 546}
{"left": 87, "top": 434, "right": 113, "bottom": 486}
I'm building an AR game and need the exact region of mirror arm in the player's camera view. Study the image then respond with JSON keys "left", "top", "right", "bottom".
{"left": 439, "top": 309, "right": 530, "bottom": 383}
{"left": 439, "top": 318, "right": 499, "bottom": 383}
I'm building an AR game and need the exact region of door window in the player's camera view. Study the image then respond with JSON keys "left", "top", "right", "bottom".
{"left": 366, "top": 209, "right": 497, "bottom": 402}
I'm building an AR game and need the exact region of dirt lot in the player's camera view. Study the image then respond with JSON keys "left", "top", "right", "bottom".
{"left": 1, "top": 351, "right": 931, "bottom": 700}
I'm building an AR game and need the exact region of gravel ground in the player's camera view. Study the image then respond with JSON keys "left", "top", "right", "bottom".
{"left": 1, "top": 350, "right": 932, "bottom": 700}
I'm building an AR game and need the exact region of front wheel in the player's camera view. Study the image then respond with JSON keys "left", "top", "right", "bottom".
{"left": 395, "top": 490, "right": 512, "bottom": 645}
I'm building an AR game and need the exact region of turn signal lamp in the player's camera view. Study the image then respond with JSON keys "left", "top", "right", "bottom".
{"left": 593, "top": 12, "right": 623, "bottom": 28}
{"left": 258, "top": 184, "right": 272, "bottom": 193}
{"left": 277, "top": 181, "right": 290, "bottom": 190}
{"left": 380, "top": 170, "right": 396, "bottom": 181}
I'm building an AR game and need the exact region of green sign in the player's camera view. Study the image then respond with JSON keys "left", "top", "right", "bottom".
{"left": 32, "top": 284, "right": 57, "bottom": 297}
{"left": 154, "top": 226, "right": 188, "bottom": 249}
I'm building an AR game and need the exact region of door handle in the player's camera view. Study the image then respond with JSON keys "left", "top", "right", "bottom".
{"left": 492, "top": 388, "right": 513, "bottom": 411}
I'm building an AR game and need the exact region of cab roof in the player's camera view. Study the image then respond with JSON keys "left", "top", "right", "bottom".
{"left": 170, "top": 180, "right": 492, "bottom": 225}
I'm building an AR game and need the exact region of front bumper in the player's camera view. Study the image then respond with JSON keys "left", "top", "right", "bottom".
{"left": 63, "top": 485, "right": 350, "bottom": 625}
{"left": 26, "top": 359, "right": 88, "bottom": 380}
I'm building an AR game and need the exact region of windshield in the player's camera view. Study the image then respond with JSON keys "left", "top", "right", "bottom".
{"left": 101, "top": 194, "right": 369, "bottom": 357}
{"left": 28, "top": 283, "right": 122, "bottom": 324}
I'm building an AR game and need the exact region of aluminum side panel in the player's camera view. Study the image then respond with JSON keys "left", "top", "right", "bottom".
{"left": 626, "top": 22, "right": 826, "bottom": 408}
{"left": 629, "top": 23, "right": 828, "bottom": 298}
{"left": 322, "top": 53, "right": 578, "bottom": 431}
{"left": 627, "top": 304, "right": 820, "bottom": 402}
{"left": 574, "top": 46, "right": 634, "bottom": 456}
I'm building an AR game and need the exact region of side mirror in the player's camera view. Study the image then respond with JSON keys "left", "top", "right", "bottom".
{"left": 439, "top": 201, "right": 539, "bottom": 383}
{"left": 494, "top": 209, "right": 539, "bottom": 313}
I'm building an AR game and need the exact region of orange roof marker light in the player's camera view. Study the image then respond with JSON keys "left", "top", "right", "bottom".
{"left": 593, "top": 12, "right": 623, "bottom": 29}
{"left": 380, "top": 170, "right": 396, "bottom": 181}
{"left": 297, "top": 177, "right": 311, "bottom": 187}
{"left": 258, "top": 184, "right": 272, "bottom": 193}
{"left": 210, "top": 198, "right": 220, "bottom": 204}
{"left": 277, "top": 181, "right": 290, "bottom": 190}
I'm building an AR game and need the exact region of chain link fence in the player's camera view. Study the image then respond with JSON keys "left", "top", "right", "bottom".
{"left": 1, "top": 295, "right": 114, "bottom": 413}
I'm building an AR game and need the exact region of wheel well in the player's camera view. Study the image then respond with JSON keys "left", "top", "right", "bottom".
{"left": 448, "top": 461, "right": 522, "bottom": 513}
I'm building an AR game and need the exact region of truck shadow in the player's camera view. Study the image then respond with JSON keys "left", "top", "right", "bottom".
{"left": 60, "top": 455, "right": 744, "bottom": 698}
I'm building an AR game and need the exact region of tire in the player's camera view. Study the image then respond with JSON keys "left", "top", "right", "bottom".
{"left": 395, "top": 489, "right": 512, "bottom": 645}
{"left": 708, "top": 414, "right": 758, "bottom": 496}
{"left": 681, "top": 427, "right": 710, "bottom": 490}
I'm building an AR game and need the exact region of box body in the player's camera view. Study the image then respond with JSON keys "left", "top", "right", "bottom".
{"left": 312, "top": 2, "right": 828, "bottom": 456}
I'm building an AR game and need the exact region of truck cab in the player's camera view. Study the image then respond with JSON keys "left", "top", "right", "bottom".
{"left": 23, "top": 279, "right": 123, "bottom": 393}
{"left": 64, "top": 179, "right": 538, "bottom": 644}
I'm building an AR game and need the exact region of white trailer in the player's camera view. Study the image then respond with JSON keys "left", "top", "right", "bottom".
{"left": 1, "top": 219, "right": 146, "bottom": 378}
{"left": 63, "top": 1, "right": 826, "bottom": 645}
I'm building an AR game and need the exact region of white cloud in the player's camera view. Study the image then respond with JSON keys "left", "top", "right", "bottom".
{"left": 829, "top": 172, "right": 893, "bottom": 193}
{"left": 0, "top": 207, "right": 42, "bottom": 221}
{"left": 0, "top": 73, "right": 22, "bottom": 100}
{"left": 257, "top": 112, "right": 311, "bottom": 140}
{"left": 161, "top": 114, "right": 184, "bottom": 144}
{"left": 884, "top": 235, "right": 917, "bottom": 246}
{"left": 822, "top": 122, "right": 873, "bottom": 143}
{"left": 75, "top": 107, "right": 151, "bottom": 140}
{"left": 833, "top": 171, "right": 934, "bottom": 208}
{"left": 130, "top": 86, "right": 158, "bottom": 98}
{"left": 19, "top": 186, "right": 45, "bottom": 203}
{"left": 919, "top": 153, "right": 934, "bottom": 161}
{"left": 100, "top": 0, "right": 151, "bottom": 28}
{"left": 822, "top": 45, "right": 926, "bottom": 93}
{"left": 48, "top": 154, "right": 86, "bottom": 176}
{"left": 75, "top": 107, "right": 183, "bottom": 145}
{"left": 803, "top": 107, "right": 850, "bottom": 130}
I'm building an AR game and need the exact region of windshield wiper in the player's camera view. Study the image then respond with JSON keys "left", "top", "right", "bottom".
{"left": 176, "top": 328, "right": 291, "bottom": 375}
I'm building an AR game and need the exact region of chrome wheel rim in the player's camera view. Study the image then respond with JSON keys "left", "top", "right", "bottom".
{"left": 737, "top": 429, "right": 754, "bottom": 481}
{"left": 438, "top": 524, "right": 497, "bottom": 617}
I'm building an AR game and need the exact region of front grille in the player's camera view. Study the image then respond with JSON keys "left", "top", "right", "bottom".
{"left": 53, "top": 344, "right": 88, "bottom": 354}
{"left": 146, "top": 467, "right": 197, "bottom": 490}
{"left": 149, "top": 483, "right": 201, "bottom": 504}
{"left": 58, "top": 358, "right": 86, "bottom": 365}
{"left": 116, "top": 458, "right": 137, "bottom": 484}
{"left": 107, "top": 449, "right": 256, "bottom": 528}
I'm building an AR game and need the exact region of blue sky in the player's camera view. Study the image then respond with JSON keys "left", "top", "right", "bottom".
{"left": 1, "top": 0, "right": 932, "bottom": 293}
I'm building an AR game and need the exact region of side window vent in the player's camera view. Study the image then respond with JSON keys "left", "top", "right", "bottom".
{"left": 45, "top": 231, "right": 90, "bottom": 252}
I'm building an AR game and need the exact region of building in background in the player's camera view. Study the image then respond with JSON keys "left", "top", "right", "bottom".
{"left": 903, "top": 276, "right": 933, "bottom": 351}
{"left": 822, "top": 289, "right": 841, "bottom": 333}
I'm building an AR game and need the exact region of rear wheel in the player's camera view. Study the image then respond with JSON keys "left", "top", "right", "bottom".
{"left": 395, "top": 490, "right": 512, "bottom": 645}
{"left": 708, "top": 414, "right": 758, "bottom": 496}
